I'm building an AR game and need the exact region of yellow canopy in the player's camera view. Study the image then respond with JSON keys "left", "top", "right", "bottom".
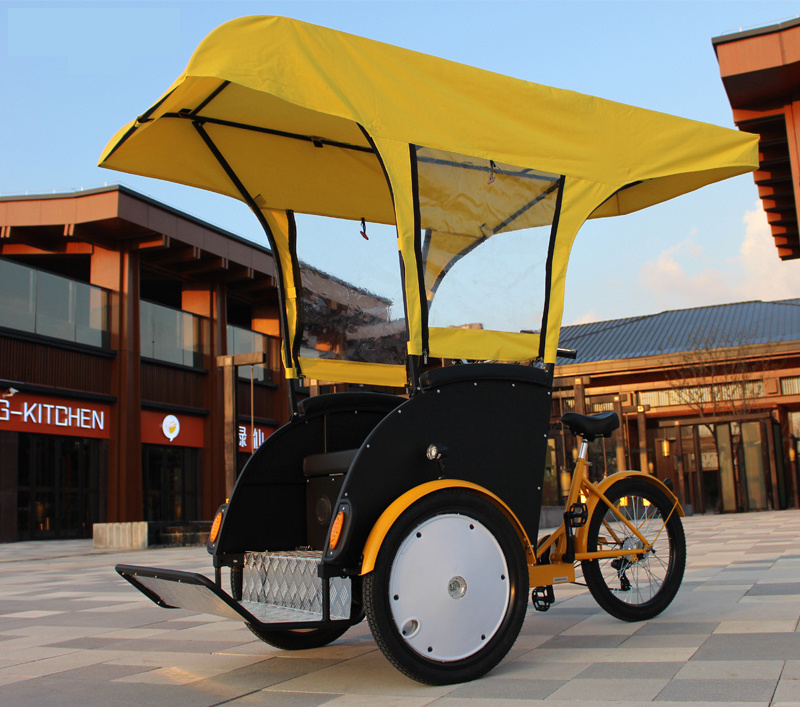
{"left": 99, "top": 15, "right": 758, "bottom": 384}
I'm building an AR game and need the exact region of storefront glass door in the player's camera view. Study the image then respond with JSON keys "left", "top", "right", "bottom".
{"left": 17, "top": 434, "right": 105, "bottom": 539}
{"left": 741, "top": 420, "right": 768, "bottom": 511}
{"left": 142, "top": 444, "right": 201, "bottom": 521}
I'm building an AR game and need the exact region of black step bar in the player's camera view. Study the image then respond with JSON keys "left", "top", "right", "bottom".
{"left": 115, "top": 564, "right": 351, "bottom": 631}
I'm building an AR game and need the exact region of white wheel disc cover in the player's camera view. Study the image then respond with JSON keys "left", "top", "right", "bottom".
{"left": 389, "top": 513, "right": 510, "bottom": 661}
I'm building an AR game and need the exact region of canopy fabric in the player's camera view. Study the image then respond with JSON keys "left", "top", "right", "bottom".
{"left": 99, "top": 15, "right": 758, "bottom": 381}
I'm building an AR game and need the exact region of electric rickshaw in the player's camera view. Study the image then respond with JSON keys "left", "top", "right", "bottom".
{"left": 101, "top": 16, "right": 758, "bottom": 684}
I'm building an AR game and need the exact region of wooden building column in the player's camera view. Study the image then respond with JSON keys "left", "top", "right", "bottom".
{"left": 637, "top": 405, "right": 649, "bottom": 473}
{"left": 778, "top": 405, "right": 800, "bottom": 509}
{"left": 183, "top": 281, "right": 227, "bottom": 517}
{"left": 572, "top": 378, "right": 586, "bottom": 414}
{"left": 609, "top": 395, "right": 626, "bottom": 472}
{"left": 92, "top": 246, "right": 142, "bottom": 522}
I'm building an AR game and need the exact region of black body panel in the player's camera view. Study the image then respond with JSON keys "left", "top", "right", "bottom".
{"left": 326, "top": 364, "right": 552, "bottom": 571}
{"left": 214, "top": 365, "right": 551, "bottom": 576}
{"left": 214, "top": 392, "right": 402, "bottom": 558}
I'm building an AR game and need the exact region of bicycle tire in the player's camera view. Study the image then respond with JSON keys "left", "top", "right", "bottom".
{"left": 581, "top": 477, "right": 685, "bottom": 621}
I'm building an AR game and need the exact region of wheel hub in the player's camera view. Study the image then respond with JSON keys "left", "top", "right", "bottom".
{"left": 448, "top": 576, "right": 467, "bottom": 599}
{"left": 389, "top": 514, "right": 510, "bottom": 661}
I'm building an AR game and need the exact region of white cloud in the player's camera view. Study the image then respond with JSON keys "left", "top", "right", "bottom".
{"left": 733, "top": 202, "right": 800, "bottom": 301}
{"left": 637, "top": 236, "right": 729, "bottom": 308}
{"left": 636, "top": 202, "right": 800, "bottom": 310}
{"left": 571, "top": 310, "right": 598, "bottom": 325}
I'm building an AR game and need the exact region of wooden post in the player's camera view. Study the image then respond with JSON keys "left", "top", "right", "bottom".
{"left": 217, "top": 352, "right": 267, "bottom": 498}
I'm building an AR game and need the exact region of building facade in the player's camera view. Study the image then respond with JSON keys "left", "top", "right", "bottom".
{"left": 0, "top": 187, "right": 292, "bottom": 542}
{"left": 551, "top": 300, "right": 800, "bottom": 515}
{"left": 714, "top": 17, "right": 800, "bottom": 260}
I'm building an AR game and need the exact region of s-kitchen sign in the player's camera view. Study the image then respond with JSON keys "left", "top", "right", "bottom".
{"left": 0, "top": 393, "right": 110, "bottom": 439}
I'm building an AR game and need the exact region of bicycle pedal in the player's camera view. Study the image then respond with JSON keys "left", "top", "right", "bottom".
{"left": 566, "top": 503, "right": 588, "bottom": 528}
{"left": 531, "top": 585, "right": 554, "bottom": 612}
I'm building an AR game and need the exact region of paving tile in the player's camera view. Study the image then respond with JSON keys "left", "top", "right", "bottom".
{"left": 1, "top": 510, "right": 800, "bottom": 704}
{"left": 576, "top": 662, "right": 684, "bottom": 679}
{"left": 746, "top": 583, "right": 800, "bottom": 596}
{"left": 445, "top": 676, "right": 565, "bottom": 700}
{"left": 634, "top": 622, "right": 719, "bottom": 636}
{"left": 675, "top": 660, "right": 784, "bottom": 680}
{"left": 559, "top": 616, "right": 643, "bottom": 636}
{"left": 714, "top": 620, "right": 797, "bottom": 633}
{"left": 0, "top": 610, "right": 65, "bottom": 619}
{"left": 264, "top": 651, "right": 454, "bottom": 698}
{"left": 227, "top": 691, "right": 341, "bottom": 706}
{"left": 0, "top": 675, "right": 228, "bottom": 707}
{"left": 489, "top": 659, "right": 591, "bottom": 679}
{"left": 655, "top": 678, "right": 777, "bottom": 702}
{"left": 620, "top": 634, "right": 709, "bottom": 649}
{"left": 547, "top": 677, "right": 669, "bottom": 701}
{"left": 773, "top": 679, "right": 800, "bottom": 703}
{"left": 322, "top": 696, "right": 432, "bottom": 707}
{"left": 783, "top": 661, "right": 800, "bottom": 678}
{"left": 538, "top": 634, "right": 629, "bottom": 649}
{"left": 692, "top": 633, "right": 800, "bottom": 661}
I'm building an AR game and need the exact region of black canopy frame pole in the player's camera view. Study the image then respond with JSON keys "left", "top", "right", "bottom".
{"left": 191, "top": 119, "right": 299, "bottom": 414}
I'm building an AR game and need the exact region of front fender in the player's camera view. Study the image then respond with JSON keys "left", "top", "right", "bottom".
{"left": 359, "top": 480, "right": 533, "bottom": 575}
{"left": 576, "top": 471, "right": 684, "bottom": 554}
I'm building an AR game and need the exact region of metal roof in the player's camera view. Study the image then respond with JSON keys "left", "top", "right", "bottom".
{"left": 557, "top": 299, "right": 800, "bottom": 364}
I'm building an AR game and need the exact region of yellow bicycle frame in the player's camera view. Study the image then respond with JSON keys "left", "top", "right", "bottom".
{"left": 530, "top": 443, "right": 683, "bottom": 588}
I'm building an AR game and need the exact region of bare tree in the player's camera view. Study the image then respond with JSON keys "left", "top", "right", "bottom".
{"left": 665, "top": 326, "right": 765, "bottom": 419}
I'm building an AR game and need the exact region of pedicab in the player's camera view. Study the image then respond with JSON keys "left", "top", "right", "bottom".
{"left": 101, "top": 16, "right": 758, "bottom": 684}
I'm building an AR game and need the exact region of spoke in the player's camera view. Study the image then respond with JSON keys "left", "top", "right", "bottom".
{"left": 602, "top": 495, "right": 672, "bottom": 605}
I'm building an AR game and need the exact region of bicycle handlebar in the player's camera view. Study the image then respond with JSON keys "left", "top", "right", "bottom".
{"left": 556, "top": 347, "right": 578, "bottom": 360}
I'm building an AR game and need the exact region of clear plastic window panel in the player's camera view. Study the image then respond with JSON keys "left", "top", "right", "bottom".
{"left": 296, "top": 214, "right": 405, "bottom": 366}
{"left": 415, "top": 146, "right": 562, "bottom": 335}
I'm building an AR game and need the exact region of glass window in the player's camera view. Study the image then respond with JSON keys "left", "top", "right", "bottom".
{"left": 140, "top": 300, "right": 203, "bottom": 367}
{"left": 0, "top": 258, "right": 36, "bottom": 332}
{"left": 0, "top": 258, "right": 109, "bottom": 347}
{"left": 75, "top": 284, "right": 108, "bottom": 348}
{"left": 296, "top": 214, "right": 405, "bottom": 366}
{"left": 36, "top": 270, "right": 75, "bottom": 341}
{"left": 415, "top": 146, "right": 562, "bottom": 335}
{"left": 227, "top": 324, "right": 275, "bottom": 383}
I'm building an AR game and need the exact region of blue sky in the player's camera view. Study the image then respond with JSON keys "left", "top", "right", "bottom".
{"left": 3, "top": 0, "right": 800, "bottom": 327}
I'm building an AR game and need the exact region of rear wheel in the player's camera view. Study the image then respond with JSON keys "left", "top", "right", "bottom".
{"left": 244, "top": 623, "right": 351, "bottom": 650}
{"left": 363, "top": 489, "right": 528, "bottom": 685}
{"left": 581, "top": 477, "right": 685, "bottom": 621}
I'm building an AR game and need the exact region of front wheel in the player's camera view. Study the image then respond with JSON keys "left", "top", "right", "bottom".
{"left": 581, "top": 477, "right": 685, "bottom": 621}
{"left": 363, "top": 489, "right": 529, "bottom": 685}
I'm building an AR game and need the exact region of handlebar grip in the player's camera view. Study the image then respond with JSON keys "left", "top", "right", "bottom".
{"left": 556, "top": 347, "right": 578, "bottom": 360}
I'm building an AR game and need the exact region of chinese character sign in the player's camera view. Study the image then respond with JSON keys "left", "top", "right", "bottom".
{"left": 237, "top": 423, "right": 273, "bottom": 452}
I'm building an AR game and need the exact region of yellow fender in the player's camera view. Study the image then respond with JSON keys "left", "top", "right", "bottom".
{"left": 575, "top": 471, "right": 684, "bottom": 554}
{"left": 359, "top": 479, "right": 534, "bottom": 575}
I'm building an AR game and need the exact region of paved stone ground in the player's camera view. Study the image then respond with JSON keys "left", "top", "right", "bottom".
{"left": 1, "top": 510, "right": 800, "bottom": 706}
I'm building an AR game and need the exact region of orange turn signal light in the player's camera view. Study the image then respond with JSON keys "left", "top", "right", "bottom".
{"left": 209, "top": 511, "right": 223, "bottom": 543}
{"left": 329, "top": 509, "right": 345, "bottom": 549}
